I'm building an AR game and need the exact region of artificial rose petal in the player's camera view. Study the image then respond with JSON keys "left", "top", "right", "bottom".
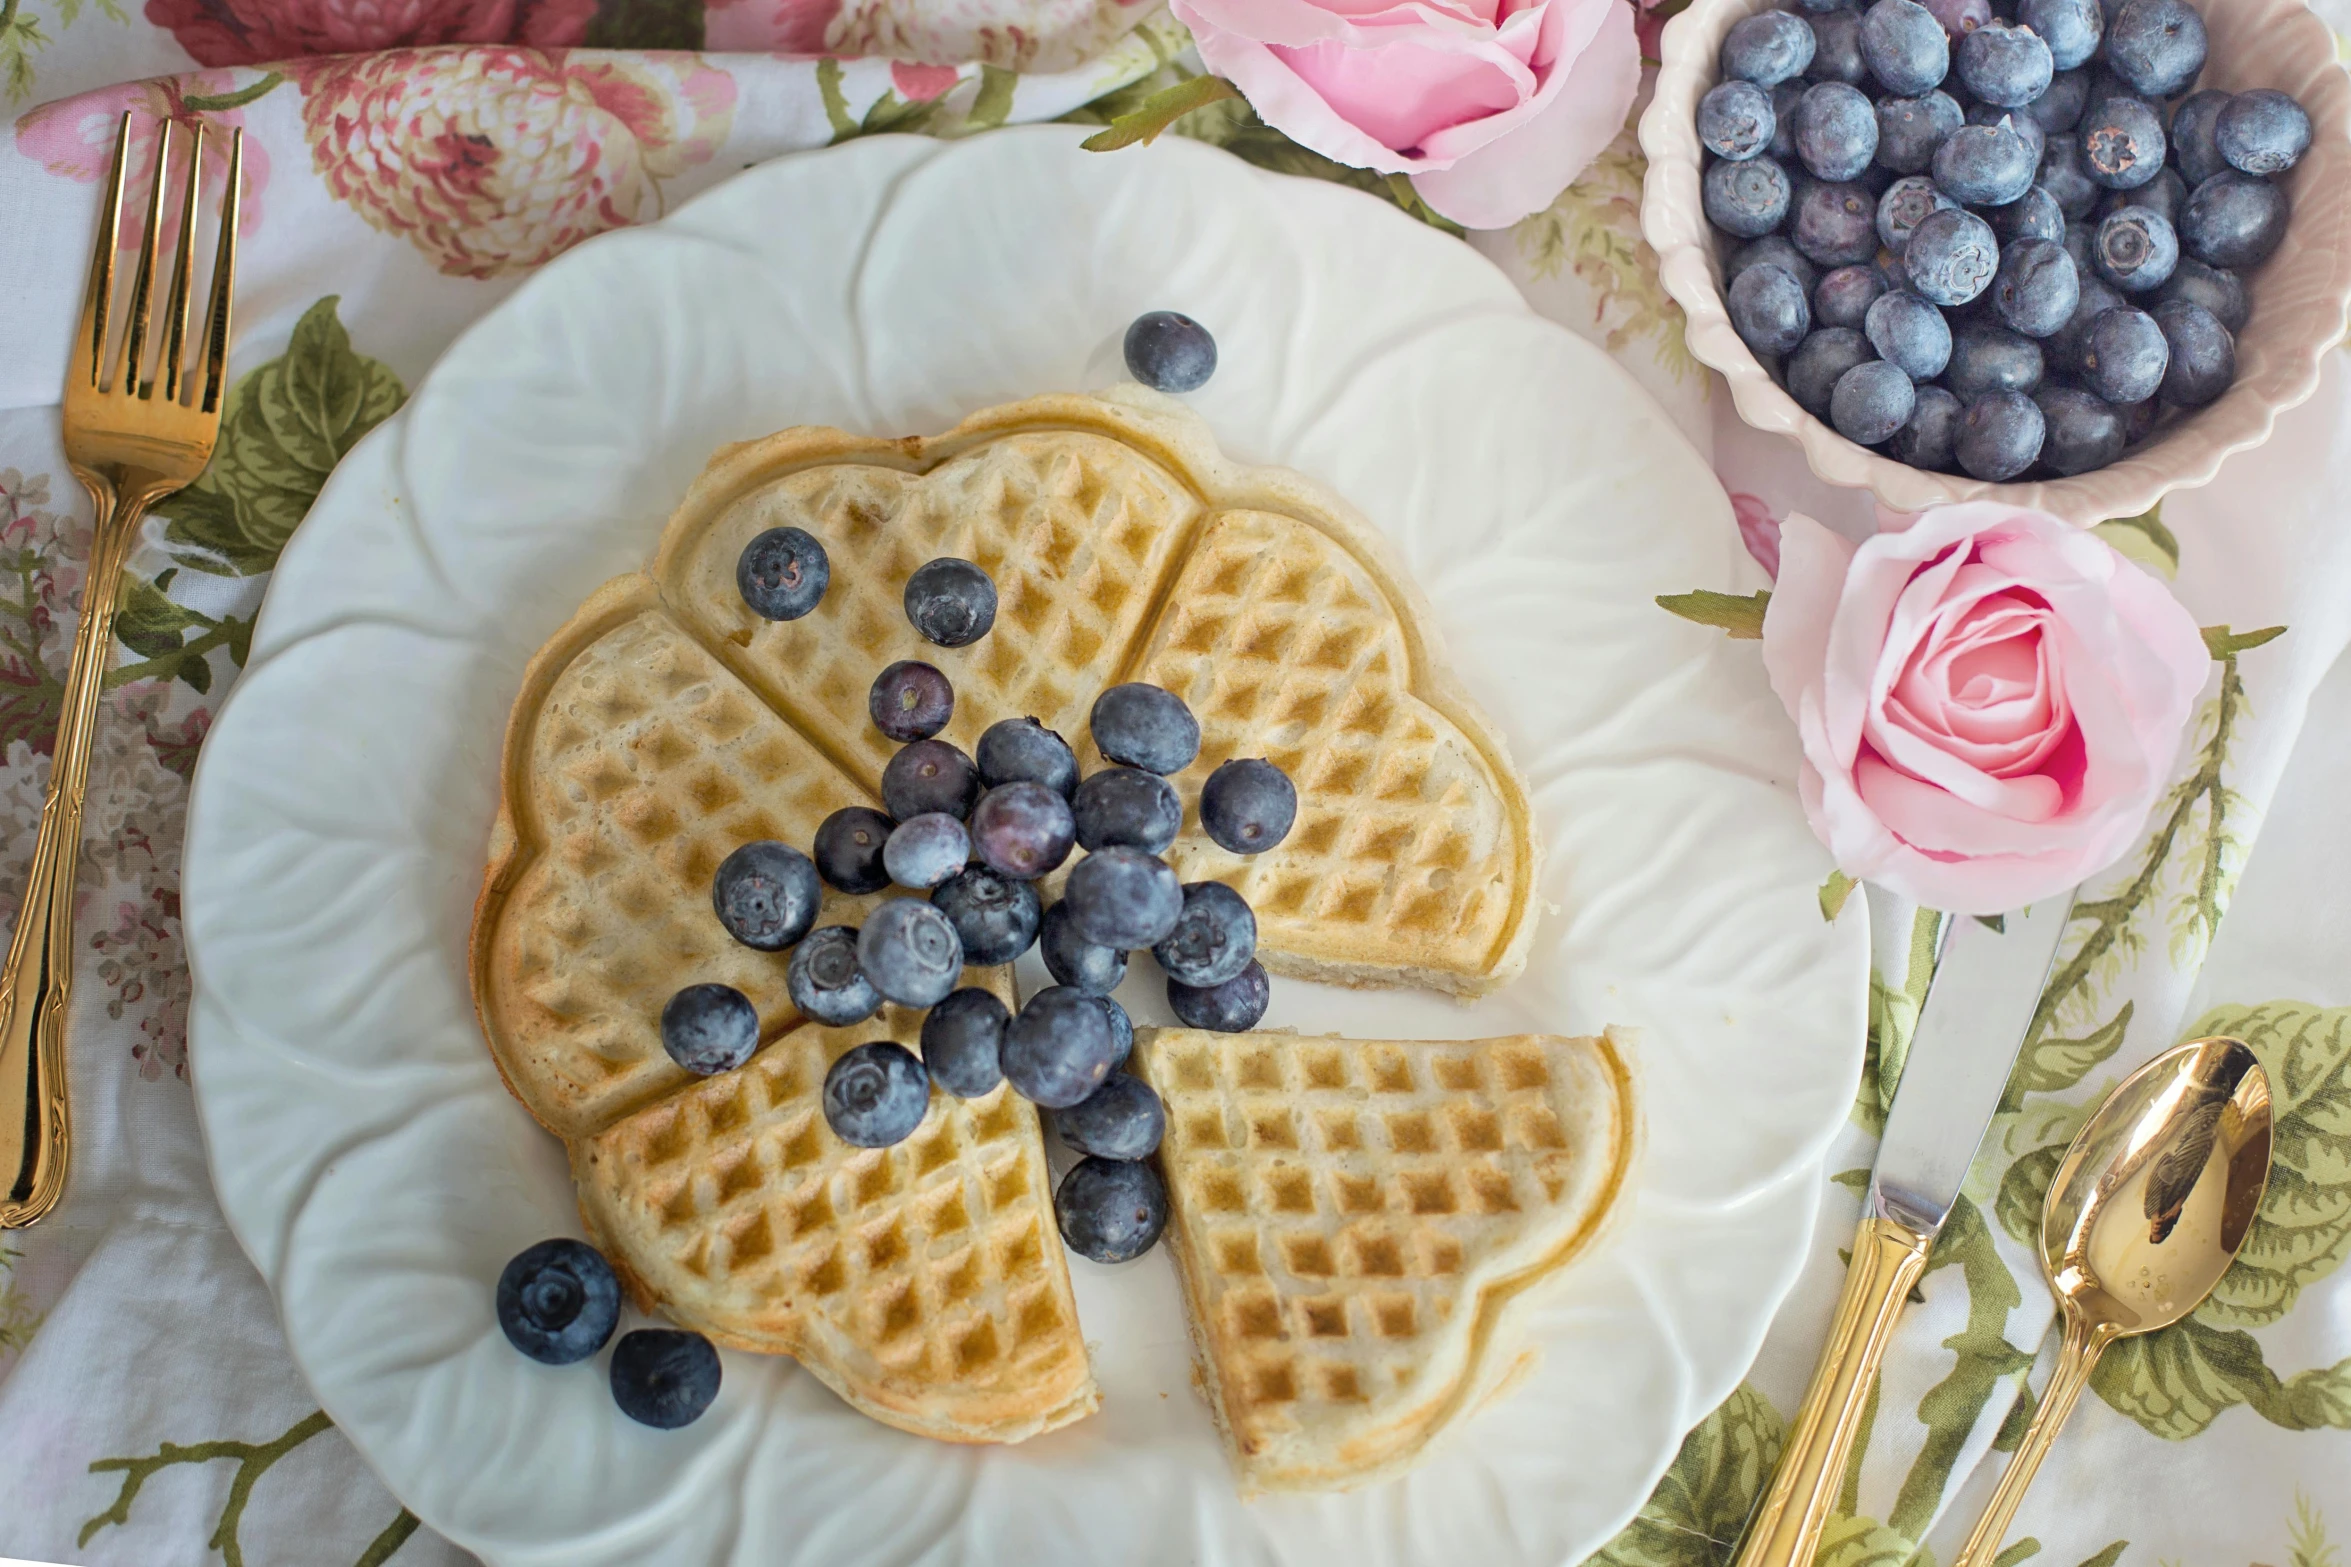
{"left": 1412, "top": 0, "right": 1635, "bottom": 226}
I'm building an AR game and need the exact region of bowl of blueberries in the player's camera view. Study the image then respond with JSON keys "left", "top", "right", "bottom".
{"left": 1639, "top": 0, "right": 2351, "bottom": 521}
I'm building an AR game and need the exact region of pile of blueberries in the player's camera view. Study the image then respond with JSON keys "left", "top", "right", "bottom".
{"left": 1697, "top": 0, "right": 2311, "bottom": 479}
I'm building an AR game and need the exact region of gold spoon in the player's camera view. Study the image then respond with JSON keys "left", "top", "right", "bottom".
{"left": 1951, "top": 1036, "right": 2272, "bottom": 1567}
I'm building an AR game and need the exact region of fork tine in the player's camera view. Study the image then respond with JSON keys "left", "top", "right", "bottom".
{"left": 195, "top": 128, "right": 241, "bottom": 415}
{"left": 68, "top": 114, "right": 132, "bottom": 395}
{"left": 117, "top": 118, "right": 174, "bottom": 398}
{"left": 160, "top": 122, "right": 204, "bottom": 407}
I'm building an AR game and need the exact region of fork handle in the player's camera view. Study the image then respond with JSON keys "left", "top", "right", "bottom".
{"left": 0, "top": 480, "right": 146, "bottom": 1228}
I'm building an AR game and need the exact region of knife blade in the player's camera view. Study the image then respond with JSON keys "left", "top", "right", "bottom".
{"left": 1733, "top": 895, "right": 2074, "bottom": 1567}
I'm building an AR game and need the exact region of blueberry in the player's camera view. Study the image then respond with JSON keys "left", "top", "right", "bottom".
{"left": 1730, "top": 234, "right": 1821, "bottom": 296}
{"left": 1071, "top": 765, "right": 1183, "bottom": 855}
{"left": 1919, "top": 0, "right": 1990, "bottom": 38}
{"left": 2062, "top": 221, "right": 2095, "bottom": 275}
{"left": 1948, "top": 323, "right": 2046, "bottom": 397}
{"left": 1096, "top": 993, "right": 1134, "bottom": 1067}
{"left": 2104, "top": 0, "right": 2204, "bottom": 99}
{"left": 1969, "top": 97, "right": 2046, "bottom": 165}
{"left": 1892, "top": 383, "right": 1966, "bottom": 467}
{"left": 2182, "top": 171, "right": 2290, "bottom": 269}
{"left": 964, "top": 780, "right": 1074, "bottom": 881}
{"left": 2157, "top": 258, "right": 2248, "bottom": 333}
{"left": 1039, "top": 899, "right": 1126, "bottom": 994}
{"left": 1993, "top": 238, "right": 2081, "bottom": 337}
{"left": 1770, "top": 80, "right": 1808, "bottom": 161}
{"left": 1860, "top": 0, "right": 1949, "bottom": 95}
{"left": 1815, "top": 264, "right": 1888, "bottom": 330}
{"left": 2023, "top": 68, "right": 2091, "bottom": 134}
{"left": 711, "top": 840, "right": 820, "bottom": 952}
{"left": 1152, "top": 880, "right": 1259, "bottom": 988}
{"left": 1830, "top": 360, "right": 1917, "bottom": 445}
{"left": 1053, "top": 1074, "right": 1167, "bottom": 1162}
{"left": 2034, "top": 384, "right": 2128, "bottom": 473}
{"left": 1700, "top": 80, "right": 1779, "bottom": 161}
{"left": 1703, "top": 155, "right": 1794, "bottom": 239}
{"left": 976, "top": 717, "right": 1079, "bottom": 799}
{"left": 868, "top": 660, "right": 953, "bottom": 743}
{"left": 1001, "top": 985, "right": 1119, "bottom": 1108}
{"left": 1198, "top": 758, "right": 1298, "bottom": 854}
{"left": 920, "top": 988, "right": 1007, "bottom": 1098}
{"left": 2121, "top": 392, "right": 2163, "bottom": 443}
{"left": 660, "top": 983, "right": 759, "bottom": 1076}
{"left": 822, "top": 1039, "right": 931, "bottom": 1147}
{"left": 1795, "top": 82, "right": 1880, "bottom": 180}
{"left": 2021, "top": 0, "right": 2101, "bottom": 67}
{"left": 1933, "top": 118, "right": 2037, "bottom": 205}
{"left": 2080, "top": 304, "right": 2171, "bottom": 403}
{"left": 2095, "top": 205, "right": 2179, "bottom": 292}
{"left": 2038, "top": 132, "right": 2101, "bottom": 219}
{"left": 2100, "top": 165, "right": 2186, "bottom": 230}
{"left": 929, "top": 863, "right": 1042, "bottom": 965}
{"left": 1056, "top": 1156, "right": 1168, "bottom": 1264}
{"left": 1124, "top": 311, "right": 1217, "bottom": 393}
{"left": 610, "top": 1330, "right": 721, "bottom": 1429}
{"left": 2047, "top": 272, "right": 2126, "bottom": 371}
{"left": 1877, "top": 174, "right": 1956, "bottom": 251}
{"left": 1866, "top": 289, "right": 1954, "bottom": 377}
{"left": 903, "top": 558, "right": 997, "bottom": 648}
{"left": 1956, "top": 20, "right": 2051, "bottom": 106}
{"left": 2153, "top": 298, "right": 2234, "bottom": 406}
{"left": 857, "top": 898, "right": 964, "bottom": 1008}
{"left": 1730, "top": 264, "right": 1814, "bottom": 356}
{"left": 1065, "top": 846, "right": 1184, "bottom": 949}
{"left": 1167, "top": 959, "right": 1271, "bottom": 1033}
{"left": 497, "top": 1238, "right": 621, "bottom": 1365}
{"left": 1876, "top": 91, "right": 1964, "bottom": 173}
{"left": 884, "top": 811, "right": 970, "bottom": 890}
{"left": 1091, "top": 686, "right": 1198, "bottom": 776}
{"left": 1957, "top": 388, "right": 2047, "bottom": 478}
{"left": 1793, "top": 181, "right": 1880, "bottom": 266}
{"left": 2079, "top": 96, "right": 2166, "bottom": 191}
{"left": 1904, "top": 208, "right": 2000, "bottom": 305}
{"left": 1808, "top": 7, "right": 1871, "bottom": 84}
{"left": 813, "top": 806, "right": 895, "bottom": 895}
{"left": 1721, "top": 9, "right": 1817, "bottom": 85}
{"left": 1787, "top": 327, "right": 1876, "bottom": 414}
{"left": 2169, "top": 89, "right": 2232, "bottom": 185}
{"left": 735, "top": 526, "right": 829, "bottom": 621}
{"left": 788, "top": 926, "right": 881, "bottom": 1026}
{"left": 1987, "top": 185, "right": 2065, "bottom": 246}
{"left": 881, "top": 738, "right": 980, "bottom": 821}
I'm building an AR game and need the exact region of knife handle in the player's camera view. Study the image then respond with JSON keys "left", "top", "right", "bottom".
{"left": 1732, "top": 1213, "right": 1934, "bottom": 1567}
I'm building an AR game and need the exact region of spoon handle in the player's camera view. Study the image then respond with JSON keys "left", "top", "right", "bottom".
{"left": 1951, "top": 1311, "right": 2125, "bottom": 1567}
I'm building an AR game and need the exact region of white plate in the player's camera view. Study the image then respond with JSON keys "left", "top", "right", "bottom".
{"left": 183, "top": 127, "right": 1867, "bottom": 1567}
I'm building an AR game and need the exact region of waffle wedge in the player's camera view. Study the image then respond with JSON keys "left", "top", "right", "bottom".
{"left": 1130, "top": 1027, "right": 1641, "bottom": 1492}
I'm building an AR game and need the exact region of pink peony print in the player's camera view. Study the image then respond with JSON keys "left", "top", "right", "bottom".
{"left": 145, "top": 0, "right": 593, "bottom": 69}
{"left": 707, "top": 0, "right": 1149, "bottom": 70}
{"left": 298, "top": 48, "right": 737, "bottom": 280}
{"left": 705, "top": 0, "right": 840, "bottom": 52}
{"left": 13, "top": 73, "right": 274, "bottom": 246}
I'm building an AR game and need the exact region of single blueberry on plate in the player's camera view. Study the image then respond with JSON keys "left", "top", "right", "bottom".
{"left": 1808, "top": 7, "right": 1871, "bottom": 84}
{"left": 883, "top": 811, "right": 970, "bottom": 890}
{"left": 920, "top": 987, "right": 1008, "bottom": 1098}
{"left": 1957, "top": 388, "right": 2047, "bottom": 479}
{"left": 497, "top": 1238, "right": 621, "bottom": 1366}
{"left": 2080, "top": 304, "right": 2171, "bottom": 404}
{"left": 881, "top": 738, "right": 980, "bottom": 821}
{"left": 1904, "top": 207, "right": 2000, "bottom": 305}
{"left": 1167, "top": 959, "right": 1272, "bottom": 1034}
{"left": 1056, "top": 1156, "right": 1168, "bottom": 1264}
{"left": 2047, "top": 272, "right": 2126, "bottom": 372}
{"left": 2034, "top": 384, "right": 2128, "bottom": 473}
{"left": 1199, "top": 758, "right": 1298, "bottom": 854}
{"left": 857, "top": 898, "right": 964, "bottom": 1008}
{"left": 1729, "top": 264, "right": 1813, "bottom": 356}
{"left": 1039, "top": 899, "right": 1126, "bottom": 994}
{"left": 1730, "top": 235, "right": 1820, "bottom": 296}
{"left": 976, "top": 716, "right": 1079, "bottom": 799}
{"left": 1770, "top": 80, "right": 1807, "bottom": 161}
{"left": 1816, "top": 264, "right": 1888, "bottom": 330}
{"left": 1721, "top": 8, "right": 1817, "bottom": 85}
{"left": 787, "top": 926, "right": 881, "bottom": 1026}
{"left": 1124, "top": 311, "right": 1216, "bottom": 393}
{"left": 1876, "top": 90, "right": 1964, "bottom": 174}
{"left": 2079, "top": 95, "right": 2166, "bottom": 190}
{"left": 930, "top": 863, "right": 1042, "bottom": 965}
{"left": 1956, "top": 20, "right": 2052, "bottom": 106}
{"left": 1153, "top": 880, "right": 1258, "bottom": 988}
{"left": 1866, "top": 289, "right": 1953, "bottom": 378}
{"left": 1072, "top": 765, "right": 1182, "bottom": 854}
{"left": 1089, "top": 683, "right": 1200, "bottom": 775}
{"left": 1948, "top": 322, "right": 2046, "bottom": 397}
{"left": 2152, "top": 298, "right": 2235, "bottom": 406}
{"left": 2157, "top": 258, "right": 2248, "bottom": 333}
{"left": 1795, "top": 81, "right": 1880, "bottom": 180}
{"left": 1065, "top": 846, "right": 1184, "bottom": 949}
{"left": 2037, "top": 131, "right": 2101, "bottom": 219}
{"left": 868, "top": 659, "right": 953, "bottom": 742}
{"left": 1918, "top": 0, "right": 1989, "bottom": 39}
{"left": 660, "top": 982, "right": 759, "bottom": 1077}
{"left": 610, "top": 1329, "right": 721, "bottom": 1429}
{"left": 1787, "top": 327, "right": 1876, "bottom": 415}
{"left": 2020, "top": 0, "right": 2102, "bottom": 67}
{"left": 1054, "top": 1074, "right": 1166, "bottom": 1162}
{"left": 1860, "top": 0, "right": 1949, "bottom": 95}
{"left": 2094, "top": 205, "right": 2179, "bottom": 292}
{"left": 2104, "top": 0, "right": 2205, "bottom": 99}
{"left": 1933, "top": 119, "right": 2037, "bottom": 205}
{"left": 2169, "top": 89, "right": 2232, "bottom": 186}
{"left": 711, "top": 839, "right": 820, "bottom": 951}
{"left": 823, "top": 1039, "right": 931, "bottom": 1147}
{"left": 902, "top": 558, "right": 997, "bottom": 648}
{"left": 1831, "top": 359, "right": 1917, "bottom": 445}
{"left": 1097, "top": 993, "right": 1134, "bottom": 1067}
{"left": 1703, "top": 156, "right": 1793, "bottom": 239}
{"left": 1876, "top": 174, "right": 1955, "bottom": 251}
{"left": 735, "top": 526, "right": 828, "bottom": 621}
{"left": 969, "top": 780, "right": 1076, "bottom": 880}
{"left": 2023, "top": 68, "right": 2091, "bottom": 134}
{"left": 1792, "top": 181, "right": 1880, "bottom": 267}
{"left": 1987, "top": 184, "right": 2064, "bottom": 247}
{"left": 2181, "top": 171, "right": 2289, "bottom": 269}
{"left": 1892, "top": 383, "right": 1965, "bottom": 468}
{"left": 1001, "top": 985, "right": 1119, "bottom": 1108}
{"left": 1993, "top": 238, "right": 2081, "bottom": 337}
{"left": 813, "top": 805, "right": 895, "bottom": 895}
{"left": 1699, "top": 79, "right": 1778, "bottom": 160}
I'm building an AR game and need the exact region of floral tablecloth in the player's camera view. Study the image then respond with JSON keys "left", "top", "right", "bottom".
{"left": 0, "top": 4, "right": 2344, "bottom": 1564}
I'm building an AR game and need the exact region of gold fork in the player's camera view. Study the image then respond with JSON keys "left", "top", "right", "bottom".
{"left": 0, "top": 114, "right": 241, "bottom": 1228}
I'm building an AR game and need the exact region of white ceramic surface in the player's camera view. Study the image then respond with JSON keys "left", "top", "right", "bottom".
{"left": 181, "top": 127, "right": 1868, "bottom": 1567}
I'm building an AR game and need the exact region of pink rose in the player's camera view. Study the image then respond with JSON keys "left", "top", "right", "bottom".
{"left": 1760, "top": 503, "right": 2208, "bottom": 915}
{"left": 142, "top": 0, "right": 592, "bottom": 67}
{"left": 1170, "top": 0, "right": 1641, "bottom": 229}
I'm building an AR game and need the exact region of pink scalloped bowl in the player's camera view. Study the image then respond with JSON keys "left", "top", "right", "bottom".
{"left": 1639, "top": 0, "right": 2351, "bottom": 523}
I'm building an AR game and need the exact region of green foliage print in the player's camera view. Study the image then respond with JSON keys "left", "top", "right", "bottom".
{"left": 1812, "top": 1512, "right": 1917, "bottom": 1567}
{"left": 1855, "top": 907, "right": 1943, "bottom": 1135}
{"left": 582, "top": 0, "right": 701, "bottom": 48}
{"left": 2289, "top": 1490, "right": 2339, "bottom": 1567}
{"left": 0, "top": 1241, "right": 41, "bottom": 1363}
{"left": 1588, "top": 1381, "right": 1783, "bottom": 1567}
{"left": 1513, "top": 118, "right": 1696, "bottom": 379}
{"left": 1890, "top": 1195, "right": 2032, "bottom": 1539}
{"left": 154, "top": 295, "right": 405, "bottom": 578}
